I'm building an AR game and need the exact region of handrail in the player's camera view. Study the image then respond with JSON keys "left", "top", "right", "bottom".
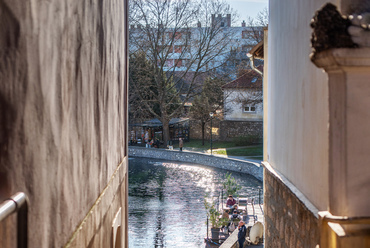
{"left": 0, "top": 192, "right": 28, "bottom": 248}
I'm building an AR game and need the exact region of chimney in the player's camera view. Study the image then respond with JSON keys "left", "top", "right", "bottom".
{"left": 197, "top": 21, "right": 201, "bottom": 28}
{"left": 242, "top": 20, "right": 246, "bottom": 27}
{"left": 211, "top": 14, "right": 215, "bottom": 26}
{"left": 218, "top": 14, "right": 222, "bottom": 18}
{"left": 227, "top": 14, "right": 231, "bottom": 27}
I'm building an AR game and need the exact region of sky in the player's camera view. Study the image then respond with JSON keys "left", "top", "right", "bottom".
{"left": 228, "top": 0, "right": 268, "bottom": 25}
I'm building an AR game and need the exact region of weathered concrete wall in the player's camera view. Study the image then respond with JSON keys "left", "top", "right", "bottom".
{"left": 0, "top": 0, "right": 128, "bottom": 247}
{"left": 263, "top": 163, "right": 319, "bottom": 248}
{"left": 219, "top": 120, "right": 262, "bottom": 141}
{"left": 129, "top": 147, "right": 263, "bottom": 181}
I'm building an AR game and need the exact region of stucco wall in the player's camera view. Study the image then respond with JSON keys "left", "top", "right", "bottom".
{"left": 267, "top": 0, "right": 331, "bottom": 211}
{"left": 224, "top": 89, "right": 263, "bottom": 121}
{"left": 0, "top": 0, "right": 128, "bottom": 247}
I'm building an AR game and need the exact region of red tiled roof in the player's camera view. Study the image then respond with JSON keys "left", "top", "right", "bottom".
{"left": 222, "top": 67, "right": 263, "bottom": 89}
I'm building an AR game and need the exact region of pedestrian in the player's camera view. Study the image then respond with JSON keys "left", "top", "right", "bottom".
{"left": 238, "top": 220, "right": 247, "bottom": 248}
{"left": 145, "top": 130, "right": 149, "bottom": 148}
{"left": 179, "top": 137, "right": 183, "bottom": 151}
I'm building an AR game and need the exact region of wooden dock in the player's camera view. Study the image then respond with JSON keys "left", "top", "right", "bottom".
{"left": 245, "top": 203, "right": 264, "bottom": 226}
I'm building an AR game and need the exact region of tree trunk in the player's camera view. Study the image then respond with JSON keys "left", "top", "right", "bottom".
{"left": 201, "top": 121, "right": 205, "bottom": 146}
{"left": 162, "top": 118, "right": 170, "bottom": 146}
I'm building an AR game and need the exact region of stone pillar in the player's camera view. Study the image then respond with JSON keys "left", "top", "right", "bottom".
{"left": 312, "top": 48, "right": 370, "bottom": 217}
{"left": 339, "top": 0, "right": 370, "bottom": 15}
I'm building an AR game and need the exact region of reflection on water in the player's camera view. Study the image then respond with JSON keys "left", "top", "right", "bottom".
{"left": 129, "top": 157, "right": 262, "bottom": 248}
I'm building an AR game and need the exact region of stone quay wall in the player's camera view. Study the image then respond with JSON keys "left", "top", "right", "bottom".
{"left": 263, "top": 163, "right": 319, "bottom": 248}
{"left": 129, "top": 147, "right": 263, "bottom": 181}
{"left": 219, "top": 120, "right": 263, "bottom": 141}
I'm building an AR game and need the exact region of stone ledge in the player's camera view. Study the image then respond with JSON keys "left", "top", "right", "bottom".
{"left": 219, "top": 229, "right": 238, "bottom": 248}
{"left": 129, "top": 147, "right": 263, "bottom": 181}
{"left": 312, "top": 47, "right": 370, "bottom": 70}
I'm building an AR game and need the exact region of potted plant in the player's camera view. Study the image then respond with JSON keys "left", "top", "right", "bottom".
{"left": 204, "top": 199, "right": 221, "bottom": 239}
{"left": 219, "top": 217, "right": 231, "bottom": 234}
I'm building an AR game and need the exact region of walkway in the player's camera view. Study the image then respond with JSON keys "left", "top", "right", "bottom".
{"left": 178, "top": 146, "right": 263, "bottom": 166}
{"left": 129, "top": 146, "right": 264, "bottom": 181}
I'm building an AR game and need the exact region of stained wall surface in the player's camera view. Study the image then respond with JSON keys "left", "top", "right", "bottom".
{"left": 0, "top": 0, "right": 128, "bottom": 247}
{"left": 267, "top": 0, "right": 333, "bottom": 211}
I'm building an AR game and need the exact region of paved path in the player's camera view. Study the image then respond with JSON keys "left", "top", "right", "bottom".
{"left": 178, "top": 146, "right": 263, "bottom": 165}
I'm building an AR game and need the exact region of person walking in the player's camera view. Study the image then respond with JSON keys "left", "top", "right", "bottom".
{"left": 238, "top": 220, "right": 247, "bottom": 248}
{"left": 179, "top": 137, "right": 183, "bottom": 151}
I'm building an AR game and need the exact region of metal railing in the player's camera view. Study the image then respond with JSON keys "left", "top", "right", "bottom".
{"left": 0, "top": 192, "right": 28, "bottom": 248}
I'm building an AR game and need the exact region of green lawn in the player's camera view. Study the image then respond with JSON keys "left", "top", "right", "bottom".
{"left": 185, "top": 139, "right": 250, "bottom": 149}
{"left": 213, "top": 146, "right": 263, "bottom": 157}
{"left": 184, "top": 139, "right": 263, "bottom": 157}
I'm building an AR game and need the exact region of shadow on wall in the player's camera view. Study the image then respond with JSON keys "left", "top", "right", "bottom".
{"left": 0, "top": 1, "right": 20, "bottom": 200}
{"left": 0, "top": 94, "right": 14, "bottom": 201}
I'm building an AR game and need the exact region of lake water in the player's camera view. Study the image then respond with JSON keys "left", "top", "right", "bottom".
{"left": 128, "top": 157, "right": 263, "bottom": 248}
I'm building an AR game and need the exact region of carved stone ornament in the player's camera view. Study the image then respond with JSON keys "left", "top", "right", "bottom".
{"left": 310, "top": 3, "right": 357, "bottom": 61}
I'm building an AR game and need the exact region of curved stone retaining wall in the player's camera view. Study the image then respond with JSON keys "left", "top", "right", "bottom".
{"left": 129, "top": 147, "right": 263, "bottom": 181}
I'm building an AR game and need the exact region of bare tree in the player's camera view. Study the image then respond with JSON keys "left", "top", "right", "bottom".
{"left": 229, "top": 67, "right": 263, "bottom": 107}
{"left": 129, "top": 0, "right": 238, "bottom": 144}
{"left": 245, "top": 7, "right": 268, "bottom": 43}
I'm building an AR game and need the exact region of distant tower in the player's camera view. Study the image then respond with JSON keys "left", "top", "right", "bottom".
{"left": 211, "top": 14, "right": 232, "bottom": 27}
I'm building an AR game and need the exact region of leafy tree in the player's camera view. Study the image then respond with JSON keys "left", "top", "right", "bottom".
{"left": 129, "top": 52, "right": 181, "bottom": 124}
{"left": 190, "top": 76, "right": 227, "bottom": 145}
{"left": 129, "top": 52, "right": 155, "bottom": 123}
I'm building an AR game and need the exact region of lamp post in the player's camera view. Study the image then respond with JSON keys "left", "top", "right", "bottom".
{"left": 209, "top": 112, "right": 214, "bottom": 155}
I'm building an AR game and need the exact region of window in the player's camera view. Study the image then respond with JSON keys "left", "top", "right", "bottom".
{"left": 174, "top": 32, "right": 182, "bottom": 40}
{"left": 174, "top": 45, "right": 182, "bottom": 53}
{"left": 175, "top": 59, "right": 182, "bottom": 67}
{"left": 182, "top": 59, "right": 190, "bottom": 67}
{"left": 242, "top": 45, "right": 252, "bottom": 51}
{"left": 243, "top": 105, "right": 256, "bottom": 112}
{"left": 166, "top": 32, "right": 173, "bottom": 39}
{"left": 242, "top": 30, "right": 250, "bottom": 39}
{"left": 166, "top": 59, "right": 174, "bottom": 67}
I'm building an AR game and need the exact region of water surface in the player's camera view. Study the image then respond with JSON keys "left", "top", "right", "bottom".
{"left": 129, "top": 157, "right": 262, "bottom": 248}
